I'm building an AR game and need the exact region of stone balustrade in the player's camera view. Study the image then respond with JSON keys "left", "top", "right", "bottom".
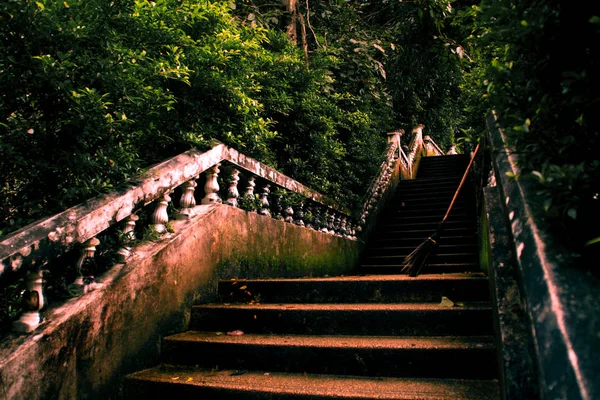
{"left": 0, "top": 142, "right": 355, "bottom": 333}
{"left": 0, "top": 125, "right": 446, "bottom": 334}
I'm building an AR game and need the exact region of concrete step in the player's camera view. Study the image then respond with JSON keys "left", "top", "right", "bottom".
{"left": 362, "top": 253, "right": 479, "bottom": 265}
{"left": 378, "top": 220, "right": 476, "bottom": 232}
{"left": 161, "top": 332, "right": 497, "bottom": 379}
{"left": 369, "top": 235, "right": 477, "bottom": 247}
{"left": 365, "top": 244, "right": 478, "bottom": 256}
{"left": 125, "top": 365, "right": 500, "bottom": 399}
{"left": 386, "top": 213, "right": 473, "bottom": 223}
{"left": 359, "top": 263, "right": 482, "bottom": 275}
{"left": 218, "top": 273, "right": 490, "bottom": 303}
{"left": 190, "top": 302, "right": 493, "bottom": 336}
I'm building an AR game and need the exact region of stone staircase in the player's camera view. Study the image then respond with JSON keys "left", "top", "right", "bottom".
{"left": 124, "top": 155, "right": 500, "bottom": 399}
{"left": 360, "top": 154, "right": 478, "bottom": 275}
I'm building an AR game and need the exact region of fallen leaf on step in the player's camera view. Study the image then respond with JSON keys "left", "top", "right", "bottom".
{"left": 440, "top": 296, "right": 455, "bottom": 307}
{"left": 227, "top": 330, "right": 244, "bottom": 336}
{"left": 186, "top": 377, "right": 194, "bottom": 382}
{"left": 171, "top": 377, "right": 180, "bottom": 380}
{"left": 230, "top": 370, "right": 247, "bottom": 376}
{"left": 216, "top": 332, "right": 224, "bottom": 336}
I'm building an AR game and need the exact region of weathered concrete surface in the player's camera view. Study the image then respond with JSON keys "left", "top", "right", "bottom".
{"left": 0, "top": 204, "right": 361, "bottom": 400}
{"left": 487, "top": 112, "right": 600, "bottom": 400}
{"left": 483, "top": 186, "right": 540, "bottom": 400}
{"left": 0, "top": 143, "right": 349, "bottom": 281}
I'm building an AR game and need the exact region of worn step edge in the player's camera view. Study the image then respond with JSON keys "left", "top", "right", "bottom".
{"left": 165, "top": 331, "right": 496, "bottom": 351}
{"left": 125, "top": 366, "right": 500, "bottom": 400}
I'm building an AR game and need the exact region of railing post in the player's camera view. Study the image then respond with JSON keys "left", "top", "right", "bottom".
{"left": 177, "top": 178, "right": 198, "bottom": 219}
{"left": 117, "top": 214, "right": 138, "bottom": 263}
{"left": 259, "top": 184, "right": 271, "bottom": 217}
{"left": 294, "top": 200, "right": 305, "bottom": 226}
{"left": 272, "top": 190, "right": 284, "bottom": 220}
{"left": 12, "top": 269, "right": 45, "bottom": 333}
{"left": 225, "top": 168, "right": 240, "bottom": 207}
{"left": 201, "top": 163, "right": 222, "bottom": 204}
{"left": 70, "top": 237, "right": 100, "bottom": 293}
{"left": 284, "top": 204, "right": 294, "bottom": 224}
{"left": 152, "top": 192, "right": 172, "bottom": 234}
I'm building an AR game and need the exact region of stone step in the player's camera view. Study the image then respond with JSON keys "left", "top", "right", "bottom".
{"left": 385, "top": 213, "right": 473, "bottom": 223}
{"left": 376, "top": 227, "right": 477, "bottom": 238}
{"left": 377, "top": 220, "right": 476, "bottom": 232}
{"left": 362, "top": 253, "right": 479, "bottom": 265}
{"left": 365, "top": 244, "right": 478, "bottom": 255}
{"left": 161, "top": 332, "right": 497, "bottom": 379}
{"left": 218, "top": 273, "right": 490, "bottom": 303}
{"left": 369, "top": 235, "right": 477, "bottom": 247}
{"left": 389, "top": 201, "right": 468, "bottom": 212}
{"left": 359, "top": 263, "right": 482, "bottom": 275}
{"left": 125, "top": 365, "right": 501, "bottom": 400}
{"left": 190, "top": 303, "right": 493, "bottom": 336}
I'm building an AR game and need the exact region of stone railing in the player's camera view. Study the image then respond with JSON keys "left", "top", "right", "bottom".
{"left": 358, "top": 125, "right": 444, "bottom": 239}
{"left": 1, "top": 143, "right": 360, "bottom": 333}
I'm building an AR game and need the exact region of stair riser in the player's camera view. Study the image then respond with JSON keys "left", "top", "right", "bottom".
{"left": 162, "top": 341, "right": 497, "bottom": 379}
{"left": 124, "top": 380, "right": 348, "bottom": 400}
{"left": 219, "top": 279, "right": 490, "bottom": 303}
{"left": 361, "top": 254, "right": 479, "bottom": 265}
{"left": 377, "top": 221, "right": 476, "bottom": 232}
{"left": 359, "top": 265, "right": 481, "bottom": 274}
{"left": 370, "top": 237, "right": 477, "bottom": 247}
{"left": 190, "top": 308, "right": 493, "bottom": 336}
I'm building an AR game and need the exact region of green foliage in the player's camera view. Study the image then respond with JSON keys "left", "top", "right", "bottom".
{"left": 468, "top": 0, "right": 600, "bottom": 254}
{"left": 237, "top": 193, "right": 262, "bottom": 212}
{"left": 0, "top": 0, "right": 394, "bottom": 237}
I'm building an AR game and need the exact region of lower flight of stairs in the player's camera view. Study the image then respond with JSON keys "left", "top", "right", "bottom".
{"left": 124, "top": 154, "right": 500, "bottom": 399}
{"left": 124, "top": 274, "right": 499, "bottom": 399}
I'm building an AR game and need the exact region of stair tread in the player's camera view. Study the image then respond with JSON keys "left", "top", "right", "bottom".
{"left": 194, "top": 302, "right": 490, "bottom": 311}
{"left": 220, "top": 272, "right": 487, "bottom": 284}
{"left": 166, "top": 331, "right": 496, "bottom": 350}
{"left": 364, "top": 253, "right": 478, "bottom": 259}
{"left": 127, "top": 365, "right": 499, "bottom": 399}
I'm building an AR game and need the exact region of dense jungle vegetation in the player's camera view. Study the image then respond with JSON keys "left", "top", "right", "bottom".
{"left": 1, "top": 0, "right": 598, "bottom": 255}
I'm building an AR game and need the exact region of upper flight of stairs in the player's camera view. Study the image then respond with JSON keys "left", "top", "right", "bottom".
{"left": 360, "top": 155, "right": 479, "bottom": 275}
{"left": 124, "top": 155, "right": 499, "bottom": 399}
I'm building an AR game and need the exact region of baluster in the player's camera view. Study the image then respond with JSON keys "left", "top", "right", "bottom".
{"left": 294, "top": 200, "right": 305, "bottom": 226}
{"left": 305, "top": 204, "right": 314, "bottom": 230}
{"left": 320, "top": 208, "right": 330, "bottom": 233}
{"left": 340, "top": 216, "right": 348, "bottom": 238}
{"left": 152, "top": 192, "right": 172, "bottom": 234}
{"left": 117, "top": 214, "right": 138, "bottom": 262}
{"left": 225, "top": 168, "right": 240, "bottom": 207}
{"left": 244, "top": 176, "right": 256, "bottom": 198}
{"left": 201, "top": 163, "right": 222, "bottom": 204}
{"left": 311, "top": 205, "right": 321, "bottom": 231}
{"left": 177, "top": 178, "right": 198, "bottom": 219}
{"left": 259, "top": 184, "right": 271, "bottom": 217}
{"left": 272, "top": 190, "right": 283, "bottom": 220}
{"left": 333, "top": 214, "right": 342, "bottom": 235}
{"left": 284, "top": 203, "right": 294, "bottom": 223}
{"left": 12, "top": 270, "right": 45, "bottom": 333}
{"left": 328, "top": 212, "right": 336, "bottom": 234}
{"left": 70, "top": 237, "right": 100, "bottom": 294}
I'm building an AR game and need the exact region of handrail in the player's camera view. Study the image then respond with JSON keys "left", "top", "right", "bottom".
{"left": 357, "top": 125, "right": 443, "bottom": 238}
{"left": 0, "top": 143, "right": 350, "bottom": 281}
{"left": 1, "top": 125, "right": 444, "bottom": 333}
{"left": 1, "top": 142, "right": 361, "bottom": 333}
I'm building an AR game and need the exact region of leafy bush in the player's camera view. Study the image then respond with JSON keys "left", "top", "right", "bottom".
{"left": 0, "top": 0, "right": 391, "bottom": 237}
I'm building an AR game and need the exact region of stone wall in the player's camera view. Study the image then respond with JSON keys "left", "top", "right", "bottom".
{"left": 0, "top": 204, "right": 361, "bottom": 400}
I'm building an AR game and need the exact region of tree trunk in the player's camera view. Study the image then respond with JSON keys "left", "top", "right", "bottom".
{"left": 282, "top": 0, "right": 298, "bottom": 44}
